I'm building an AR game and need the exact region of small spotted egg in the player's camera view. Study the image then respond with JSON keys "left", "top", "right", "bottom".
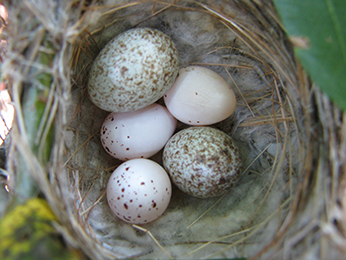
{"left": 164, "top": 66, "right": 237, "bottom": 125}
{"left": 162, "top": 127, "right": 241, "bottom": 198}
{"left": 100, "top": 103, "right": 177, "bottom": 161}
{"left": 107, "top": 158, "right": 172, "bottom": 224}
{"left": 88, "top": 27, "right": 179, "bottom": 112}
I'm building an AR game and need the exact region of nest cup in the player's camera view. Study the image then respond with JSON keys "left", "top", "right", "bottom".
{"left": 5, "top": 0, "right": 346, "bottom": 259}
{"left": 71, "top": 2, "right": 299, "bottom": 258}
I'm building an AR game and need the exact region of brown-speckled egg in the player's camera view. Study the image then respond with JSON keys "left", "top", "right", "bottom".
{"left": 162, "top": 127, "right": 241, "bottom": 198}
{"left": 88, "top": 27, "right": 179, "bottom": 112}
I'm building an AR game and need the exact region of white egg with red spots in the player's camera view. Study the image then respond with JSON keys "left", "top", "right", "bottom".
{"left": 100, "top": 103, "right": 177, "bottom": 161}
{"left": 107, "top": 158, "right": 172, "bottom": 224}
{"left": 164, "top": 66, "right": 237, "bottom": 125}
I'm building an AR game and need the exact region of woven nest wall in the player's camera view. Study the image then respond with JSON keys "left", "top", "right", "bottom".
{"left": 3, "top": 0, "right": 346, "bottom": 259}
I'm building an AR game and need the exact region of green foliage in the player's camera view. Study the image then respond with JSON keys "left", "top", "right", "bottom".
{"left": 274, "top": 0, "right": 346, "bottom": 110}
{"left": 0, "top": 198, "right": 75, "bottom": 260}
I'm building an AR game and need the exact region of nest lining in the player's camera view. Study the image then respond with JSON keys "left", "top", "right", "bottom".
{"left": 3, "top": 0, "right": 346, "bottom": 259}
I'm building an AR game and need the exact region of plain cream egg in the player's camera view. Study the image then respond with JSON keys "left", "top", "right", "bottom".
{"left": 164, "top": 66, "right": 237, "bottom": 125}
{"left": 101, "top": 103, "right": 177, "bottom": 161}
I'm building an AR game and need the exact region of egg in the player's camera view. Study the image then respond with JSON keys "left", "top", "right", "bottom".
{"left": 164, "top": 66, "right": 237, "bottom": 125}
{"left": 106, "top": 158, "right": 172, "bottom": 224}
{"left": 101, "top": 103, "right": 177, "bottom": 161}
{"left": 162, "top": 126, "right": 241, "bottom": 198}
{"left": 88, "top": 27, "right": 179, "bottom": 112}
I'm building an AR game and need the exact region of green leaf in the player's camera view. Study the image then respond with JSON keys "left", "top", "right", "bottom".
{"left": 12, "top": 37, "right": 56, "bottom": 203}
{"left": 273, "top": 0, "right": 346, "bottom": 110}
{"left": 22, "top": 37, "right": 55, "bottom": 165}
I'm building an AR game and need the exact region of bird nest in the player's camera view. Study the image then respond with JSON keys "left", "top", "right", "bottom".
{"left": 3, "top": 0, "right": 346, "bottom": 259}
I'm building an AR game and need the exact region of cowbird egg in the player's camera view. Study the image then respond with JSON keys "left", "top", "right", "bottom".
{"left": 101, "top": 103, "right": 177, "bottom": 161}
{"left": 88, "top": 27, "right": 179, "bottom": 112}
{"left": 107, "top": 158, "right": 172, "bottom": 224}
{"left": 162, "top": 127, "right": 241, "bottom": 198}
{"left": 164, "top": 66, "right": 237, "bottom": 125}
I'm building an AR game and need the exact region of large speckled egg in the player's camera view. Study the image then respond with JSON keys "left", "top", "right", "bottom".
{"left": 107, "top": 159, "right": 172, "bottom": 224}
{"left": 162, "top": 127, "right": 241, "bottom": 198}
{"left": 164, "top": 66, "right": 237, "bottom": 125}
{"left": 100, "top": 103, "right": 177, "bottom": 161}
{"left": 88, "top": 27, "right": 179, "bottom": 112}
